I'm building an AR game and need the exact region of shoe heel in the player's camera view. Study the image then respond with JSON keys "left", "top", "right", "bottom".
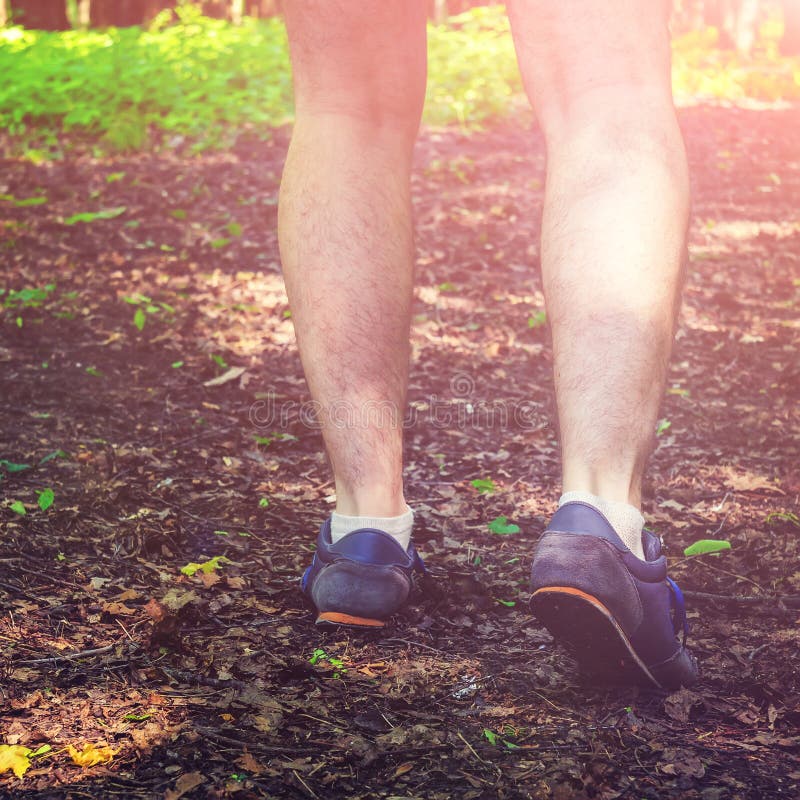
{"left": 532, "top": 587, "right": 660, "bottom": 687}
{"left": 310, "top": 560, "right": 410, "bottom": 627}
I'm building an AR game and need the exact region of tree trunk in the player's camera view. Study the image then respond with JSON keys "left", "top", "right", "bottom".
{"left": 10, "top": 0, "right": 70, "bottom": 29}
{"left": 705, "top": 0, "right": 760, "bottom": 54}
{"left": 1, "top": 1, "right": 7, "bottom": 26}
{"left": 732, "top": 0, "right": 759, "bottom": 55}
{"left": 782, "top": 0, "right": 800, "bottom": 55}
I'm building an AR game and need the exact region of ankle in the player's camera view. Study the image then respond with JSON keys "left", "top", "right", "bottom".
{"left": 334, "top": 485, "right": 407, "bottom": 518}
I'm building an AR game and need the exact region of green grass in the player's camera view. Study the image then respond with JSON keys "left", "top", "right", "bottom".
{"left": 1, "top": 4, "right": 799, "bottom": 156}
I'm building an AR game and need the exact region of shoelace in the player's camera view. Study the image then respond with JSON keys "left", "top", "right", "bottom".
{"left": 667, "top": 576, "right": 689, "bottom": 644}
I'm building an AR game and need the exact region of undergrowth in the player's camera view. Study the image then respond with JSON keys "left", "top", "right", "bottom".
{"left": 1, "top": 4, "right": 798, "bottom": 157}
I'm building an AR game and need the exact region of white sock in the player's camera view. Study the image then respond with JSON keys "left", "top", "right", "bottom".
{"left": 558, "top": 491, "right": 646, "bottom": 561}
{"left": 330, "top": 507, "right": 413, "bottom": 551}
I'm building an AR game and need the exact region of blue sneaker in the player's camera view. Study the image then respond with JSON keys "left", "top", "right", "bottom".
{"left": 530, "top": 501, "right": 698, "bottom": 689}
{"left": 301, "top": 518, "right": 426, "bottom": 627}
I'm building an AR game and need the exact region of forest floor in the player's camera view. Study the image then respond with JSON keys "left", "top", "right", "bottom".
{"left": 0, "top": 103, "right": 799, "bottom": 799}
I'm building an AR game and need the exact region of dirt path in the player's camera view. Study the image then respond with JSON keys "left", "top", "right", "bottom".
{"left": 1, "top": 104, "right": 798, "bottom": 799}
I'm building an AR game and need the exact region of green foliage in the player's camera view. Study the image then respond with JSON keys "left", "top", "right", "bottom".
{"left": 527, "top": 310, "right": 547, "bottom": 329}
{"left": 0, "top": 459, "right": 31, "bottom": 473}
{"left": 426, "top": 7, "right": 522, "bottom": 127}
{"left": 180, "top": 555, "right": 230, "bottom": 576}
{"left": 0, "top": 5, "right": 293, "bottom": 152}
{"left": 488, "top": 515, "right": 520, "bottom": 535}
{"left": 3, "top": 6, "right": 798, "bottom": 156}
{"left": 683, "top": 539, "right": 732, "bottom": 556}
{"left": 471, "top": 477, "right": 496, "bottom": 494}
{"left": 37, "top": 487, "right": 54, "bottom": 511}
{"left": 63, "top": 206, "right": 126, "bottom": 225}
{"left": 9, "top": 500, "right": 26, "bottom": 515}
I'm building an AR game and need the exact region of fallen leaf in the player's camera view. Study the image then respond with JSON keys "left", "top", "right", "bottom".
{"left": 164, "top": 771, "right": 204, "bottom": 800}
{"left": 721, "top": 466, "right": 783, "bottom": 494}
{"left": 67, "top": 742, "right": 116, "bottom": 767}
{"left": 203, "top": 366, "right": 246, "bottom": 388}
{"left": 102, "top": 600, "right": 136, "bottom": 616}
{"left": 160, "top": 588, "right": 200, "bottom": 613}
{"left": 236, "top": 751, "right": 265, "bottom": 776}
{"left": 144, "top": 598, "right": 167, "bottom": 623}
{"left": 0, "top": 744, "right": 32, "bottom": 779}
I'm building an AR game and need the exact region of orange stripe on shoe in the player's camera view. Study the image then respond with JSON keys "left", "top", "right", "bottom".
{"left": 532, "top": 586, "right": 663, "bottom": 689}
{"left": 532, "top": 586, "right": 613, "bottom": 618}
{"left": 316, "top": 611, "right": 385, "bottom": 628}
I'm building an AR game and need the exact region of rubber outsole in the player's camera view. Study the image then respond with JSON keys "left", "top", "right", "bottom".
{"left": 315, "top": 611, "right": 386, "bottom": 628}
{"left": 531, "top": 587, "right": 663, "bottom": 689}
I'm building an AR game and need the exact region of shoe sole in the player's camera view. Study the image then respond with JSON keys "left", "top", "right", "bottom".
{"left": 315, "top": 611, "right": 386, "bottom": 628}
{"left": 531, "top": 587, "right": 663, "bottom": 689}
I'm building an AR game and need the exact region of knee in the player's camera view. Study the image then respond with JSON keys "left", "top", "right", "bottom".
{"left": 294, "top": 82, "right": 425, "bottom": 148}
{"left": 536, "top": 82, "right": 680, "bottom": 157}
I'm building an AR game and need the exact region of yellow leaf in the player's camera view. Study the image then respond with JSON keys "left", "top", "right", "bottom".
{"left": 0, "top": 744, "right": 33, "bottom": 779}
{"left": 180, "top": 556, "right": 229, "bottom": 577}
{"left": 67, "top": 742, "right": 116, "bottom": 767}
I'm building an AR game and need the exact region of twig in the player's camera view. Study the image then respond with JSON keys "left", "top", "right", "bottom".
{"left": 159, "top": 665, "right": 249, "bottom": 691}
{"left": 683, "top": 590, "right": 800, "bottom": 609}
{"left": 16, "top": 644, "right": 115, "bottom": 665}
{"left": 457, "top": 730, "right": 490, "bottom": 765}
{"left": 192, "top": 725, "right": 315, "bottom": 755}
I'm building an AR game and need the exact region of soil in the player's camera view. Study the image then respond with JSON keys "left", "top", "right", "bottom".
{"left": 0, "top": 104, "right": 798, "bottom": 799}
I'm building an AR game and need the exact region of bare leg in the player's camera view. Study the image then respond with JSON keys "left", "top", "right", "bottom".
{"left": 507, "top": 0, "right": 688, "bottom": 508}
{"left": 278, "top": 2, "right": 428, "bottom": 517}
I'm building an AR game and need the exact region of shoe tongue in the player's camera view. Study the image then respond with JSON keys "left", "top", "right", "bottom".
{"left": 642, "top": 529, "right": 662, "bottom": 561}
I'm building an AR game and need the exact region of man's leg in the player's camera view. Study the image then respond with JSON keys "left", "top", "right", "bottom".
{"left": 511, "top": 1, "right": 697, "bottom": 687}
{"left": 508, "top": 0, "right": 688, "bottom": 545}
{"left": 279, "top": 2, "right": 427, "bottom": 529}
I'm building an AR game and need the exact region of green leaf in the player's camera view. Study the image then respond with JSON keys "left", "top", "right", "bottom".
{"left": 85, "top": 366, "right": 102, "bottom": 377}
{"left": 171, "top": 361, "right": 184, "bottom": 369}
{"left": 170, "top": 209, "right": 187, "bottom": 220}
{"left": 39, "top": 449, "right": 67, "bottom": 464}
{"left": 210, "top": 237, "right": 230, "bottom": 249}
{"left": 0, "top": 460, "right": 31, "bottom": 473}
{"left": 483, "top": 729, "right": 498, "bottom": 745}
{"left": 123, "top": 713, "right": 151, "bottom": 722}
{"left": 488, "top": 515, "right": 520, "bottom": 535}
{"left": 471, "top": 477, "right": 496, "bottom": 494}
{"left": 133, "top": 307, "right": 146, "bottom": 331}
{"left": 106, "top": 172, "right": 126, "bottom": 183}
{"left": 683, "top": 539, "right": 732, "bottom": 557}
{"left": 9, "top": 500, "right": 26, "bottom": 515}
{"left": 211, "top": 354, "right": 228, "bottom": 370}
{"left": 226, "top": 221, "right": 243, "bottom": 236}
{"left": 63, "top": 206, "right": 127, "bottom": 225}
{"left": 438, "top": 282, "right": 457, "bottom": 292}
{"left": 495, "top": 598, "right": 516, "bottom": 607}
{"left": 258, "top": 497, "right": 270, "bottom": 508}
{"left": 656, "top": 418, "right": 672, "bottom": 436}
{"left": 527, "top": 310, "right": 547, "bottom": 328}
{"left": 180, "top": 555, "right": 230, "bottom": 576}
{"left": 37, "top": 488, "right": 54, "bottom": 511}
{"left": 765, "top": 511, "right": 800, "bottom": 527}
{"left": 14, "top": 196, "right": 48, "bottom": 207}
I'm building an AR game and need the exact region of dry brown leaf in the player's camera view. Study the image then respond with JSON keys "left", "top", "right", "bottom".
{"left": 164, "top": 771, "right": 204, "bottom": 800}
{"left": 720, "top": 466, "right": 783, "bottom": 494}
{"left": 144, "top": 598, "right": 167, "bottom": 623}
{"left": 235, "top": 751, "right": 265, "bottom": 776}
{"left": 203, "top": 366, "right": 246, "bottom": 387}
